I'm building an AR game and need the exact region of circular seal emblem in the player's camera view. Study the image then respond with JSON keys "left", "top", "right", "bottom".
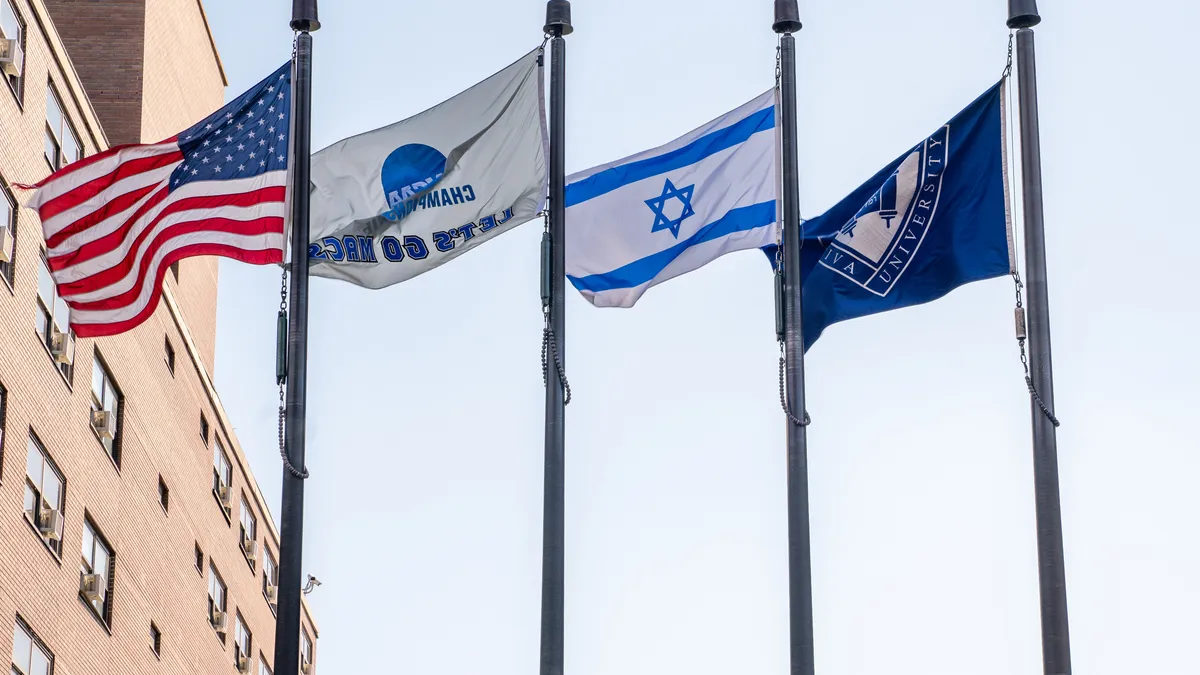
{"left": 381, "top": 143, "right": 446, "bottom": 209}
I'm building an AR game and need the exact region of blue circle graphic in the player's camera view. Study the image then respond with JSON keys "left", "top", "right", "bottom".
{"left": 381, "top": 143, "right": 447, "bottom": 209}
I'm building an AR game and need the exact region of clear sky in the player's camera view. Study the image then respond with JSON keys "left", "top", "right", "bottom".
{"left": 202, "top": 1, "right": 1199, "bottom": 673}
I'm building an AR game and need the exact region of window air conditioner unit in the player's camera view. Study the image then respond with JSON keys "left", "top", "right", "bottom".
{"left": 0, "top": 221, "right": 12, "bottom": 263}
{"left": 80, "top": 573, "right": 104, "bottom": 603}
{"left": 210, "top": 607, "right": 227, "bottom": 633}
{"left": 0, "top": 38, "right": 22, "bottom": 77}
{"left": 236, "top": 654, "right": 250, "bottom": 673}
{"left": 38, "top": 508, "right": 63, "bottom": 540}
{"left": 265, "top": 584, "right": 278, "bottom": 605}
{"left": 91, "top": 409, "right": 117, "bottom": 441}
{"left": 50, "top": 328, "right": 74, "bottom": 364}
{"left": 218, "top": 484, "right": 232, "bottom": 509}
{"left": 241, "top": 534, "right": 257, "bottom": 562}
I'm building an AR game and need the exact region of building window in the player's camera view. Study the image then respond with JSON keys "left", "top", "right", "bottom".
{"left": 239, "top": 496, "right": 257, "bottom": 568}
{"left": 158, "top": 476, "right": 169, "bottom": 513}
{"left": 300, "top": 629, "right": 313, "bottom": 672}
{"left": 169, "top": 261, "right": 179, "bottom": 281}
{"left": 234, "top": 613, "right": 252, "bottom": 671}
{"left": 10, "top": 618, "right": 52, "bottom": 675}
{"left": 36, "top": 255, "right": 74, "bottom": 381}
{"left": 200, "top": 413, "right": 210, "bottom": 445}
{"left": 194, "top": 543, "right": 204, "bottom": 573}
{"left": 150, "top": 622, "right": 162, "bottom": 657}
{"left": 262, "top": 548, "right": 278, "bottom": 607}
{"left": 0, "top": 0, "right": 24, "bottom": 101}
{"left": 1, "top": 179, "right": 15, "bottom": 288}
{"left": 44, "top": 85, "right": 80, "bottom": 170}
{"left": 80, "top": 518, "right": 114, "bottom": 625}
{"left": 89, "top": 355, "right": 122, "bottom": 465}
{"left": 207, "top": 564, "right": 227, "bottom": 640}
{"left": 259, "top": 656, "right": 273, "bottom": 675}
{"left": 23, "top": 434, "right": 64, "bottom": 554}
{"left": 0, "top": 383, "right": 7, "bottom": 481}
{"left": 213, "top": 439, "right": 232, "bottom": 516}
{"left": 164, "top": 337, "right": 175, "bottom": 375}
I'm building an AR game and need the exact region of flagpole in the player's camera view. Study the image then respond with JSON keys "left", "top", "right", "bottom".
{"left": 275, "top": 2, "right": 318, "bottom": 675}
{"left": 1008, "top": 2, "right": 1071, "bottom": 674}
{"left": 540, "top": 3, "right": 571, "bottom": 675}
{"left": 773, "top": 3, "right": 815, "bottom": 675}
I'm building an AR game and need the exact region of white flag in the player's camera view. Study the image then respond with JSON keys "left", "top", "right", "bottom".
{"left": 307, "top": 49, "right": 547, "bottom": 288}
{"left": 565, "top": 90, "right": 778, "bottom": 307}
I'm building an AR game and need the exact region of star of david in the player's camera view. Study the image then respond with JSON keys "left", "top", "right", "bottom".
{"left": 645, "top": 178, "right": 696, "bottom": 239}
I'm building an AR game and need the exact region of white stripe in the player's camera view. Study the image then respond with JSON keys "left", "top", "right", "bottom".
{"left": 67, "top": 231, "right": 286, "bottom": 326}
{"left": 47, "top": 172, "right": 284, "bottom": 257}
{"left": 57, "top": 200, "right": 285, "bottom": 298}
{"left": 28, "top": 142, "right": 180, "bottom": 210}
{"left": 42, "top": 164, "right": 179, "bottom": 238}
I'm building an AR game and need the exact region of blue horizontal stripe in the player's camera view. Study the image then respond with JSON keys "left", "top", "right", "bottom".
{"left": 568, "top": 201, "right": 777, "bottom": 294}
{"left": 565, "top": 106, "right": 776, "bottom": 208}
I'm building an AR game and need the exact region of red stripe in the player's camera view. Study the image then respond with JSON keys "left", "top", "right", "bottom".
{"left": 38, "top": 150, "right": 183, "bottom": 222}
{"left": 69, "top": 242, "right": 280, "bottom": 338}
{"left": 22, "top": 137, "right": 179, "bottom": 190}
{"left": 64, "top": 216, "right": 284, "bottom": 309}
{"left": 45, "top": 183, "right": 165, "bottom": 250}
{"left": 49, "top": 185, "right": 285, "bottom": 278}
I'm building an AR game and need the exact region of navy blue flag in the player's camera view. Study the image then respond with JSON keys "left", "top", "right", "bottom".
{"left": 766, "top": 81, "right": 1014, "bottom": 351}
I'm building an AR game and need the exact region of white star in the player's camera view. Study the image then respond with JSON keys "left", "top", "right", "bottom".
{"left": 205, "top": 123, "right": 213, "bottom": 129}
{"left": 225, "top": 112, "right": 233, "bottom": 119}
{"left": 267, "top": 85, "right": 275, "bottom": 93}
{"left": 268, "top": 106, "right": 275, "bottom": 113}
{"left": 278, "top": 73, "right": 285, "bottom": 79}
{"left": 259, "top": 139, "right": 266, "bottom": 146}
{"left": 173, "top": 179, "right": 180, "bottom": 185}
{"left": 247, "top": 111, "right": 255, "bottom": 118}
{"left": 191, "top": 169, "right": 199, "bottom": 175}
{"left": 225, "top": 155, "right": 233, "bottom": 162}
{"left": 237, "top": 144, "right": 245, "bottom": 151}
{"left": 278, "top": 154, "right": 285, "bottom": 162}
{"left": 268, "top": 126, "right": 275, "bottom": 133}
{"left": 258, "top": 99, "right": 265, "bottom": 106}
{"left": 183, "top": 135, "right": 191, "bottom": 141}
{"left": 258, "top": 119, "right": 265, "bottom": 126}
{"left": 236, "top": 123, "right": 244, "bottom": 130}
{"left": 214, "top": 165, "right": 221, "bottom": 173}
{"left": 238, "top": 165, "right": 245, "bottom": 171}
{"left": 225, "top": 135, "right": 233, "bottom": 143}
{"left": 277, "top": 92, "right": 284, "bottom": 99}
{"left": 278, "top": 134, "right": 285, "bottom": 141}
{"left": 248, "top": 152, "right": 256, "bottom": 159}
{"left": 249, "top": 131, "right": 256, "bottom": 138}
{"left": 278, "top": 113, "right": 285, "bottom": 120}
{"left": 260, "top": 160, "right": 267, "bottom": 167}
{"left": 201, "top": 157, "right": 209, "bottom": 164}
{"left": 214, "top": 146, "right": 222, "bottom": 153}
{"left": 202, "top": 140, "right": 210, "bottom": 146}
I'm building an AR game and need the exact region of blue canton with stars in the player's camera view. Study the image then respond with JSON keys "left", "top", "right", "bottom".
{"left": 645, "top": 178, "right": 696, "bottom": 239}
{"left": 171, "top": 62, "right": 292, "bottom": 190}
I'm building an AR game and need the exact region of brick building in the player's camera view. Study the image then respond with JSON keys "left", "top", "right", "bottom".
{"left": 0, "top": 1, "right": 318, "bottom": 674}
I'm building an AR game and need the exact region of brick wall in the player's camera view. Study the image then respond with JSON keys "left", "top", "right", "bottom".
{"left": 0, "top": 1, "right": 318, "bottom": 673}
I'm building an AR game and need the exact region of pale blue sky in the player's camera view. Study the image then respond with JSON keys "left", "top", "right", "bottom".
{"left": 203, "top": 1, "right": 1199, "bottom": 674}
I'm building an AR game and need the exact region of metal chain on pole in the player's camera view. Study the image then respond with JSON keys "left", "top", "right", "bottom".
{"left": 774, "top": 44, "right": 808, "bottom": 428}
{"left": 1012, "top": 272, "right": 1060, "bottom": 428}
{"left": 540, "top": 211, "right": 571, "bottom": 405}
{"left": 1003, "top": 30, "right": 1015, "bottom": 79}
{"left": 278, "top": 266, "right": 310, "bottom": 479}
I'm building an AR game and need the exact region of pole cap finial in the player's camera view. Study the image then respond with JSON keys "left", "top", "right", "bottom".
{"left": 773, "top": 0, "right": 802, "bottom": 34}
{"left": 545, "top": 0, "right": 573, "bottom": 36}
{"left": 1006, "top": 0, "right": 1041, "bottom": 28}
{"left": 290, "top": 0, "right": 320, "bottom": 31}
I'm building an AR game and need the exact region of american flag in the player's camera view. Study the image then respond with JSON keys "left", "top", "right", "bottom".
{"left": 23, "top": 61, "right": 293, "bottom": 337}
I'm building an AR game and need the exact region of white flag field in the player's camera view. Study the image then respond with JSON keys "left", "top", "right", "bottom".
{"left": 306, "top": 48, "right": 547, "bottom": 289}
{"left": 564, "top": 90, "right": 779, "bottom": 307}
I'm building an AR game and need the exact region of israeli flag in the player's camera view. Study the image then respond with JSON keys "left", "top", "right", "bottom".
{"left": 565, "top": 91, "right": 778, "bottom": 307}
{"left": 764, "top": 81, "right": 1016, "bottom": 351}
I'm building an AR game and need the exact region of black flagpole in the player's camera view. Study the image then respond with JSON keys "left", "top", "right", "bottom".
{"left": 773, "top": 2, "right": 815, "bottom": 675}
{"left": 540, "top": 3, "right": 571, "bottom": 675}
{"left": 275, "top": 1, "right": 318, "bottom": 674}
{"left": 1008, "top": 2, "right": 1072, "bottom": 674}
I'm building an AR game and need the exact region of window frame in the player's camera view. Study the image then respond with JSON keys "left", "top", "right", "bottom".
{"left": 262, "top": 547, "right": 278, "bottom": 610}
{"left": 212, "top": 438, "right": 232, "bottom": 519}
{"left": 23, "top": 432, "right": 65, "bottom": 556}
{"left": 239, "top": 494, "right": 257, "bottom": 569}
{"left": 164, "top": 336, "right": 175, "bottom": 376}
{"left": 233, "top": 612, "right": 253, "bottom": 669}
{"left": 10, "top": 616, "right": 53, "bottom": 675}
{"left": 207, "top": 564, "right": 227, "bottom": 642}
{"left": 194, "top": 542, "right": 204, "bottom": 574}
{"left": 79, "top": 516, "right": 115, "bottom": 627}
{"left": 0, "top": 0, "right": 25, "bottom": 105}
{"left": 88, "top": 352, "right": 123, "bottom": 467}
{"left": 259, "top": 655, "right": 273, "bottom": 675}
{"left": 0, "top": 176, "right": 16, "bottom": 291}
{"left": 0, "top": 382, "right": 7, "bottom": 485}
{"left": 157, "top": 475, "right": 169, "bottom": 513}
{"left": 43, "top": 83, "right": 80, "bottom": 171}
{"left": 150, "top": 622, "right": 162, "bottom": 658}
{"left": 35, "top": 253, "right": 74, "bottom": 384}
{"left": 300, "top": 628, "right": 313, "bottom": 671}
